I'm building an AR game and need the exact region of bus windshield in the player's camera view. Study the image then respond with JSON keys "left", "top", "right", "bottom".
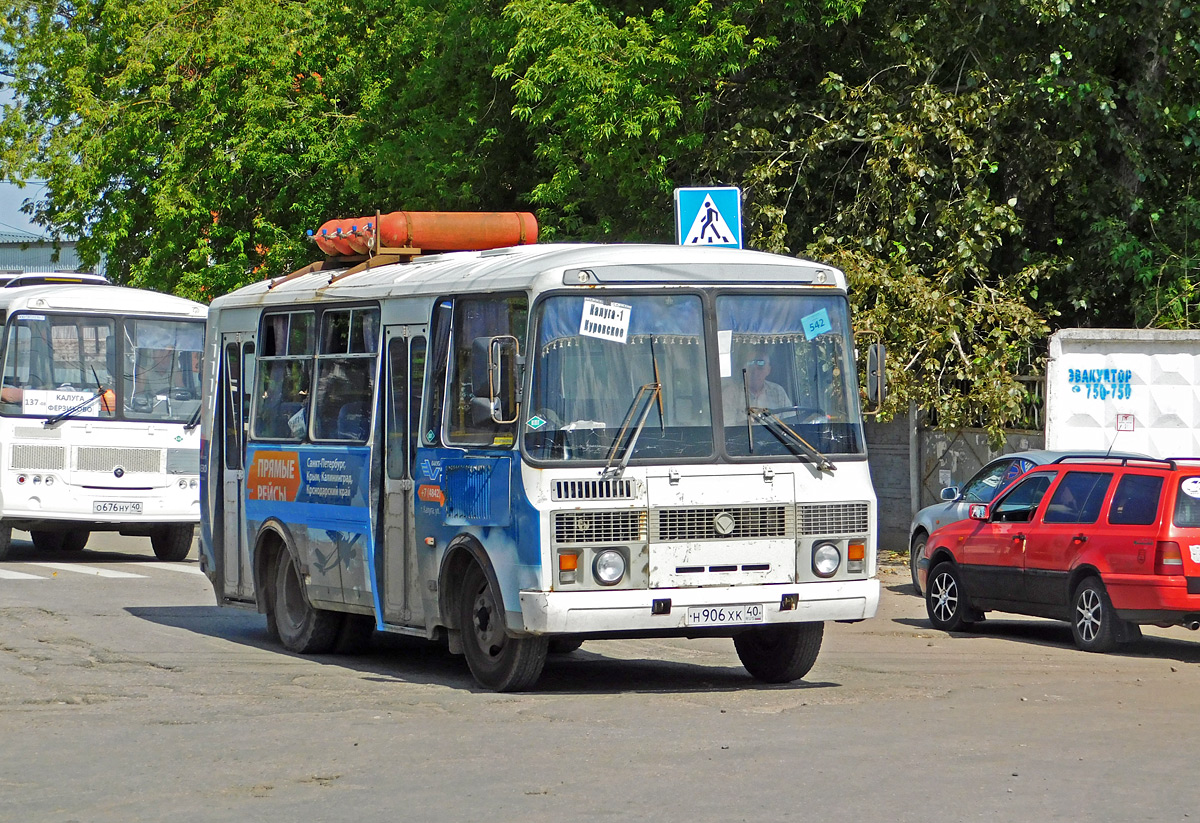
{"left": 524, "top": 291, "right": 865, "bottom": 463}
{"left": 717, "top": 293, "right": 864, "bottom": 457}
{"left": 0, "top": 312, "right": 204, "bottom": 423}
{"left": 525, "top": 293, "right": 713, "bottom": 461}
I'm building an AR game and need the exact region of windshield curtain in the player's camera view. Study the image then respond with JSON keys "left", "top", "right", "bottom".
{"left": 525, "top": 294, "right": 713, "bottom": 462}
{"left": 717, "top": 294, "right": 865, "bottom": 457}
{"left": 0, "top": 312, "right": 204, "bottom": 423}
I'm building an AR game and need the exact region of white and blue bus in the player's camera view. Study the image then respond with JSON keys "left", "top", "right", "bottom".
{"left": 0, "top": 273, "right": 206, "bottom": 560}
{"left": 200, "top": 226, "right": 884, "bottom": 690}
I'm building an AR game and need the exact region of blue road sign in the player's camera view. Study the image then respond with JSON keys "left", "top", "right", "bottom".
{"left": 675, "top": 187, "right": 742, "bottom": 248}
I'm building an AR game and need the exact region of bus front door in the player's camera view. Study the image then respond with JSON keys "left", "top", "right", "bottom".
{"left": 220, "top": 336, "right": 255, "bottom": 600}
{"left": 381, "top": 327, "right": 427, "bottom": 626}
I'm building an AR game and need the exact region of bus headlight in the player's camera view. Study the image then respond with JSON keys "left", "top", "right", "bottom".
{"left": 812, "top": 543, "right": 841, "bottom": 578}
{"left": 593, "top": 550, "right": 626, "bottom": 586}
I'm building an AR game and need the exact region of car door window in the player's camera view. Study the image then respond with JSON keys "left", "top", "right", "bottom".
{"left": 1110, "top": 474, "right": 1165, "bottom": 525}
{"left": 1044, "top": 471, "right": 1113, "bottom": 524}
{"left": 992, "top": 472, "right": 1054, "bottom": 523}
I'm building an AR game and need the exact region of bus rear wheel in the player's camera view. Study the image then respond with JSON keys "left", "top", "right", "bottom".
{"left": 459, "top": 563, "right": 547, "bottom": 692}
{"left": 151, "top": 524, "right": 194, "bottom": 561}
{"left": 272, "top": 551, "right": 341, "bottom": 654}
{"left": 30, "top": 530, "right": 65, "bottom": 552}
{"left": 62, "top": 529, "right": 89, "bottom": 552}
{"left": 734, "top": 622, "right": 824, "bottom": 683}
{"left": 0, "top": 523, "right": 11, "bottom": 560}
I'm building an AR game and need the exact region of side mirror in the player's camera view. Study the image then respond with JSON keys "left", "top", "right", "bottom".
{"left": 968, "top": 503, "right": 989, "bottom": 521}
{"left": 866, "top": 342, "right": 887, "bottom": 407}
{"left": 940, "top": 486, "right": 959, "bottom": 501}
{"left": 470, "top": 335, "right": 520, "bottom": 425}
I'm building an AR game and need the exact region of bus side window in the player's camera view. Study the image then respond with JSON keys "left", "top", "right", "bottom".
{"left": 252, "top": 311, "right": 314, "bottom": 441}
{"left": 223, "top": 342, "right": 242, "bottom": 470}
{"left": 386, "top": 338, "right": 407, "bottom": 479}
{"left": 445, "top": 294, "right": 527, "bottom": 446}
{"left": 422, "top": 300, "right": 453, "bottom": 447}
{"left": 409, "top": 337, "right": 426, "bottom": 470}
{"left": 313, "top": 307, "right": 379, "bottom": 442}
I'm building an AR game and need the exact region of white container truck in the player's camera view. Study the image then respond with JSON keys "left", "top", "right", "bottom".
{"left": 1046, "top": 328, "right": 1200, "bottom": 459}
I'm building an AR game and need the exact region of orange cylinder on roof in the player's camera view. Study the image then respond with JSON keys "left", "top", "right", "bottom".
{"left": 312, "top": 211, "right": 537, "bottom": 255}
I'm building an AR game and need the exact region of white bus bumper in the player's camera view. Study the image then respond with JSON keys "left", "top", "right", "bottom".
{"left": 519, "top": 578, "right": 880, "bottom": 635}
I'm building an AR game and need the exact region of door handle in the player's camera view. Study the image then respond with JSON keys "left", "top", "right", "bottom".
{"left": 1073, "top": 533, "right": 1088, "bottom": 543}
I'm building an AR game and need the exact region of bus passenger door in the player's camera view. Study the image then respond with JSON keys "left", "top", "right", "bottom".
{"left": 220, "top": 336, "right": 255, "bottom": 600}
{"left": 380, "top": 327, "right": 427, "bottom": 625}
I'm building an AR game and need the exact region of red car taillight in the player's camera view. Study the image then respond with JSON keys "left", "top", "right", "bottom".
{"left": 1155, "top": 541, "right": 1183, "bottom": 575}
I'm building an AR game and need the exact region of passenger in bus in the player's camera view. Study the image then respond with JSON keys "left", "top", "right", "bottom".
{"left": 722, "top": 344, "right": 790, "bottom": 424}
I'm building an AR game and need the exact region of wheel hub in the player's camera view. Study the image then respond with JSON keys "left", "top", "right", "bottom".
{"left": 1077, "top": 590, "right": 1101, "bottom": 641}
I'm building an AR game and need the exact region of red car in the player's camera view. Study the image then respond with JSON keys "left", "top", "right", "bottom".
{"left": 920, "top": 457, "right": 1200, "bottom": 652}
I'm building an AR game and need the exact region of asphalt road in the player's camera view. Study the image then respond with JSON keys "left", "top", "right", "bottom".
{"left": 4, "top": 532, "right": 1200, "bottom": 822}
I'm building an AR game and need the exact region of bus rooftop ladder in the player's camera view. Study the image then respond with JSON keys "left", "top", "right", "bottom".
{"left": 308, "top": 211, "right": 538, "bottom": 257}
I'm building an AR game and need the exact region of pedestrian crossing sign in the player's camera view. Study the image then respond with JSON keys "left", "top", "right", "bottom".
{"left": 674, "top": 187, "right": 742, "bottom": 248}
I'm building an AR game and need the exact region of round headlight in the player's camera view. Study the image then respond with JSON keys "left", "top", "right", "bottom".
{"left": 593, "top": 549, "right": 626, "bottom": 585}
{"left": 812, "top": 543, "right": 841, "bottom": 578}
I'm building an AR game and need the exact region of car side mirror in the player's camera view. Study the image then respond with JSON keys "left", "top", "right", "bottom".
{"left": 940, "top": 486, "right": 959, "bottom": 501}
{"left": 470, "top": 335, "right": 520, "bottom": 425}
{"left": 968, "top": 503, "right": 989, "bottom": 521}
{"left": 866, "top": 342, "right": 886, "bottom": 408}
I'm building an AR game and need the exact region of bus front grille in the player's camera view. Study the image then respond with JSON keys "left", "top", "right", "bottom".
{"left": 76, "top": 447, "right": 163, "bottom": 474}
{"left": 11, "top": 444, "right": 66, "bottom": 470}
{"left": 553, "top": 510, "right": 647, "bottom": 545}
{"left": 653, "top": 506, "right": 792, "bottom": 542}
{"left": 797, "top": 502, "right": 870, "bottom": 535}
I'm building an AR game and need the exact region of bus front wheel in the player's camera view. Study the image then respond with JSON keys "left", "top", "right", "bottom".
{"left": 734, "top": 622, "right": 824, "bottom": 683}
{"left": 151, "top": 524, "right": 194, "bottom": 561}
{"left": 459, "top": 563, "right": 548, "bottom": 692}
{"left": 272, "top": 551, "right": 341, "bottom": 654}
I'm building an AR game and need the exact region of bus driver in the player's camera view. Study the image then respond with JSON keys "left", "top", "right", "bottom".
{"left": 722, "top": 344, "right": 790, "bottom": 424}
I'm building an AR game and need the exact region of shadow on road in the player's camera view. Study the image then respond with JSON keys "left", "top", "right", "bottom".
{"left": 126, "top": 604, "right": 843, "bottom": 696}
{"left": 892, "top": 614, "right": 1200, "bottom": 663}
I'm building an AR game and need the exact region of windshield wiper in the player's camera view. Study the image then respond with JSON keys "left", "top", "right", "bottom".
{"left": 43, "top": 389, "right": 105, "bottom": 428}
{"left": 601, "top": 339, "right": 665, "bottom": 480}
{"left": 747, "top": 407, "right": 836, "bottom": 473}
{"left": 184, "top": 403, "right": 202, "bottom": 431}
{"left": 601, "top": 382, "right": 663, "bottom": 479}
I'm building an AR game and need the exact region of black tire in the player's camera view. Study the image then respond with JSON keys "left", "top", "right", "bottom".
{"left": 0, "top": 523, "right": 11, "bottom": 560}
{"left": 548, "top": 637, "right": 584, "bottom": 654}
{"left": 30, "top": 530, "right": 65, "bottom": 552}
{"left": 910, "top": 532, "right": 927, "bottom": 596}
{"left": 151, "top": 524, "right": 194, "bottom": 561}
{"left": 459, "top": 562, "right": 547, "bottom": 691}
{"left": 734, "top": 622, "right": 824, "bottom": 683}
{"left": 1071, "top": 577, "right": 1119, "bottom": 653}
{"left": 926, "top": 561, "right": 977, "bottom": 632}
{"left": 272, "top": 551, "right": 342, "bottom": 654}
{"left": 61, "top": 529, "right": 90, "bottom": 553}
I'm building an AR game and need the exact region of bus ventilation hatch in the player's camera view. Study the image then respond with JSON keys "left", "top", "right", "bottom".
{"left": 552, "top": 479, "right": 636, "bottom": 501}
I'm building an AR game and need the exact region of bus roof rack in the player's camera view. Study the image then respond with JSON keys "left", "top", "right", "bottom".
{"left": 0, "top": 272, "right": 110, "bottom": 288}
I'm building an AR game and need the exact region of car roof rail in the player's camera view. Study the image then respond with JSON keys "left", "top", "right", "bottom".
{"left": 1052, "top": 455, "right": 1176, "bottom": 469}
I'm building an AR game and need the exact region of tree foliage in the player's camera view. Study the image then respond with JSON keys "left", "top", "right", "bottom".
{"left": 1, "top": 0, "right": 1197, "bottom": 438}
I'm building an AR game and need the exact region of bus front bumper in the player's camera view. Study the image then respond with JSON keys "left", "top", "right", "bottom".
{"left": 519, "top": 578, "right": 880, "bottom": 635}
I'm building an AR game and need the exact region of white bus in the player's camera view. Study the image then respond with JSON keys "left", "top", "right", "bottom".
{"left": 200, "top": 224, "right": 885, "bottom": 690}
{"left": 0, "top": 273, "right": 206, "bottom": 561}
